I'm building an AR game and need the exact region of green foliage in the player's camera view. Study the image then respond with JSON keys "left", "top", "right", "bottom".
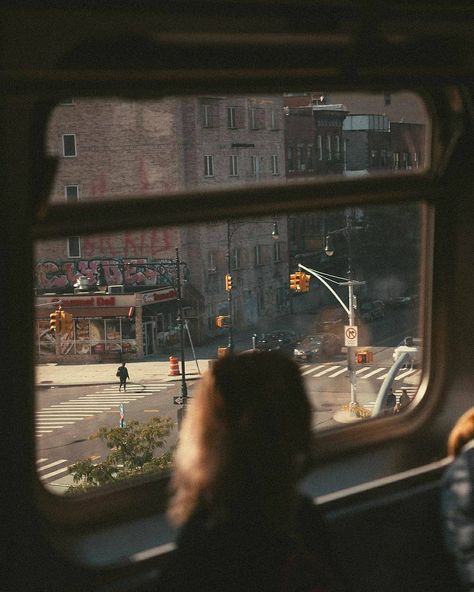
{"left": 66, "top": 415, "right": 175, "bottom": 494}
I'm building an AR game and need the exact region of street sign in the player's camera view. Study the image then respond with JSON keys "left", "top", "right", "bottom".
{"left": 173, "top": 396, "right": 184, "bottom": 405}
{"left": 344, "top": 325, "right": 358, "bottom": 347}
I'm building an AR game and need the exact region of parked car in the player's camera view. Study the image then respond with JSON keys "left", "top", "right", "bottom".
{"left": 392, "top": 337, "right": 422, "bottom": 367}
{"left": 293, "top": 333, "right": 342, "bottom": 362}
{"left": 359, "top": 300, "right": 385, "bottom": 321}
{"left": 253, "top": 330, "right": 299, "bottom": 354}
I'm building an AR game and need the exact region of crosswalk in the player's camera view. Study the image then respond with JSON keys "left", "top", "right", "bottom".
{"left": 301, "top": 363, "right": 419, "bottom": 382}
{"left": 37, "top": 457, "right": 71, "bottom": 484}
{"left": 362, "top": 386, "right": 419, "bottom": 413}
{"left": 36, "top": 381, "right": 170, "bottom": 437}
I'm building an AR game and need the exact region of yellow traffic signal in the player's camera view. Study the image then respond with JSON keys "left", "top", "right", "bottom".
{"left": 289, "top": 272, "right": 301, "bottom": 291}
{"left": 216, "top": 315, "right": 225, "bottom": 328}
{"left": 290, "top": 271, "right": 300, "bottom": 292}
{"left": 61, "top": 310, "right": 74, "bottom": 334}
{"left": 49, "top": 309, "right": 61, "bottom": 333}
{"left": 299, "top": 273, "right": 311, "bottom": 293}
{"left": 225, "top": 274, "right": 232, "bottom": 292}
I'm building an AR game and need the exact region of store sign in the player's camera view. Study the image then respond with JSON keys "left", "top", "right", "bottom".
{"left": 59, "top": 296, "right": 117, "bottom": 307}
{"left": 142, "top": 288, "right": 177, "bottom": 304}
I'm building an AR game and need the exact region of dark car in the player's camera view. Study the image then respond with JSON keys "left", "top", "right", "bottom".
{"left": 254, "top": 330, "right": 299, "bottom": 354}
{"left": 359, "top": 300, "right": 385, "bottom": 321}
{"left": 293, "top": 333, "right": 342, "bottom": 362}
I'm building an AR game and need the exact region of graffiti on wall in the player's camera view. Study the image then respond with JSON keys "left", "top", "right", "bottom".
{"left": 35, "top": 258, "right": 177, "bottom": 291}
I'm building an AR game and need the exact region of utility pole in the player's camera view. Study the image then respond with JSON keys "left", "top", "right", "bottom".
{"left": 175, "top": 247, "right": 188, "bottom": 402}
{"left": 226, "top": 221, "right": 234, "bottom": 353}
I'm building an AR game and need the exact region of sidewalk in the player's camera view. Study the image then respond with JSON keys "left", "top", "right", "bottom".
{"left": 35, "top": 358, "right": 210, "bottom": 388}
{"left": 35, "top": 330, "right": 254, "bottom": 388}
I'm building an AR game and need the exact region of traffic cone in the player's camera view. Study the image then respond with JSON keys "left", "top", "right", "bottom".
{"left": 169, "top": 355, "right": 180, "bottom": 376}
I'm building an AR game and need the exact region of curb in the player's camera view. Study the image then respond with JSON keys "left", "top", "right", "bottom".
{"left": 35, "top": 373, "right": 203, "bottom": 389}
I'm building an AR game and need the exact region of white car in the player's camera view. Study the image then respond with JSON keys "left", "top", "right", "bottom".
{"left": 393, "top": 337, "right": 422, "bottom": 367}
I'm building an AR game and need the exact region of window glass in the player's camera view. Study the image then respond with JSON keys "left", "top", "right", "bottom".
{"left": 35, "top": 200, "right": 424, "bottom": 495}
{"left": 45, "top": 92, "right": 429, "bottom": 207}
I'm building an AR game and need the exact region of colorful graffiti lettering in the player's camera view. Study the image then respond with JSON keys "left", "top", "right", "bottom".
{"left": 34, "top": 259, "right": 176, "bottom": 290}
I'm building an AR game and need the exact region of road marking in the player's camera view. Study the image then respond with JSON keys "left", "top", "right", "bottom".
{"left": 144, "top": 409, "right": 162, "bottom": 413}
{"left": 301, "top": 365, "right": 325, "bottom": 376}
{"left": 40, "top": 465, "right": 70, "bottom": 481}
{"left": 36, "top": 458, "right": 48, "bottom": 463}
{"left": 313, "top": 366, "right": 340, "bottom": 377}
{"left": 355, "top": 367, "right": 374, "bottom": 376}
{"left": 328, "top": 367, "right": 347, "bottom": 378}
{"left": 37, "top": 459, "right": 69, "bottom": 472}
{"left": 360, "top": 367, "right": 386, "bottom": 379}
{"left": 395, "top": 369, "right": 417, "bottom": 380}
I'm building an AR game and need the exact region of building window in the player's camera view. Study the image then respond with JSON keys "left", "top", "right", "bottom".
{"left": 229, "top": 155, "right": 239, "bottom": 176}
{"left": 335, "top": 136, "right": 341, "bottom": 160}
{"left": 68, "top": 237, "right": 80, "bottom": 258}
{"left": 271, "top": 154, "right": 280, "bottom": 175}
{"left": 227, "top": 107, "right": 237, "bottom": 129}
{"left": 297, "top": 145, "right": 305, "bottom": 171}
{"left": 65, "top": 185, "right": 79, "bottom": 203}
{"left": 384, "top": 93, "right": 391, "bottom": 106}
{"left": 306, "top": 145, "right": 314, "bottom": 171}
{"left": 273, "top": 241, "right": 281, "bottom": 262}
{"left": 231, "top": 247, "right": 241, "bottom": 270}
{"left": 287, "top": 146, "right": 294, "bottom": 172}
{"left": 327, "top": 135, "right": 332, "bottom": 161}
{"left": 250, "top": 155, "right": 259, "bottom": 177}
{"left": 393, "top": 152, "right": 400, "bottom": 170}
{"left": 62, "top": 134, "right": 77, "bottom": 157}
{"left": 204, "top": 155, "right": 215, "bottom": 177}
{"left": 61, "top": 98, "right": 74, "bottom": 105}
{"left": 270, "top": 109, "right": 279, "bottom": 130}
{"left": 202, "top": 104, "right": 214, "bottom": 128}
{"left": 208, "top": 251, "right": 217, "bottom": 273}
{"left": 249, "top": 107, "right": 258, "bottom": 129}
{"left": 317, "top": 135, "right": 323, "bottom": 160}
{"left": 249, "top": 107, "right": 264, "bottom": 130}
{"left": 255, "top": 244, "right": 263, "bottom": 266}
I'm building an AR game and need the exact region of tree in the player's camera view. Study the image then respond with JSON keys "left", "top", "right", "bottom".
{"left": 66, "top": 414, "right": 175, "bottom": 494}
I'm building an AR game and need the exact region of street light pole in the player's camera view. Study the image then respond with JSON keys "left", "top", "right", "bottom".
{"left": 226, "top": 221, "right": 234, "bottom": 353}
{"left": 175, "top": 247, "right": 188, "bottom": 401}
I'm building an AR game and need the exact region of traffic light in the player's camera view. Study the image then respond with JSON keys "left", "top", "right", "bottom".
{"left": 216, "top": 315, "right": 225, "bottom": 328}
{"left": 225, "top": 274, "right": 232, "bottom": 292}
{"left": 289, "top": 272, "right": 301, "bottom": 292}
{"left": 49, "top": 309, "right": 61, "bottom": 333}
{"left": 61, "top": 310, "right": 74, "bottom": 334}
{"left": 356, "top": 350, "right": 373, "bottom": 363}
{"left": 299, "top": 273, "right": 311, "bottom": 293}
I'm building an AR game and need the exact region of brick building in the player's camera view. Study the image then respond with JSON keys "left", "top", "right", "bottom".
{"left": 36, "top": 96, "right": 288, "bottom": 361}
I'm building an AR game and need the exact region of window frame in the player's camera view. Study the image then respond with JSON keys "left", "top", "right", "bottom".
{"left": 204, "top": 154, "right": 215, "bottom": 177}
{"left": 62, "top": 134, "right": 77, "bottom": 158}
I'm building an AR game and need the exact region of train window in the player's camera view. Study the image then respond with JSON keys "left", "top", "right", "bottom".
{"left": 43, "top": 91, "right": 430, "bottom": 207}
{"left": 35, "top": 198, "right": 425, "bottom": 495}
{"left": 35, "top": 90, "right": 430, "bottom": 496}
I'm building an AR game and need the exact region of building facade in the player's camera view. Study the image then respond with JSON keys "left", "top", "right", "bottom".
{"left": 36, "top": 95, "right": 288, "bottom": 361}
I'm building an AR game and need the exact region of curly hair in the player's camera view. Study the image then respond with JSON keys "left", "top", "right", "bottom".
{"left": 167, "top": 350, "right": 312, "bottom": 528}
{"left": 448, "top": 407, "right": 474, "bottom": 457}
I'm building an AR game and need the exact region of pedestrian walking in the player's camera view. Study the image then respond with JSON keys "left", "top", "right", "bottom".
{"left": 116, "top": 362, "right": 129, "bottom": 392}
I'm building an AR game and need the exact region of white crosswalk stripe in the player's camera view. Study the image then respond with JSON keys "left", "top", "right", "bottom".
{"left": 303, "top": 363, "right": 421, "bottom": 384}
{"left": 36, "top": 458, "right": 70, "bottom": 482}
{"left": 36, "top": 382, "right": 171, "bottom": 435}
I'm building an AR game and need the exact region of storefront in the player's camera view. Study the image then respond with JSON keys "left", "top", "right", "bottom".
{"left": 35, "top": 288, "right": 177, "bottom": 363}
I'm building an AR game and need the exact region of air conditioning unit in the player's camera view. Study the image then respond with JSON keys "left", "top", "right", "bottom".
{"left": 207, "top": 267, "right": 217, "bottom": 274}
{"left": 108, "top": 285, "right": 125, "bottom": 294}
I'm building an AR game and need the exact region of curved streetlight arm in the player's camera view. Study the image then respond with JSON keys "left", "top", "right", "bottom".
{"left": 297, "top": 264, "right": 350, "bottom": 316}
{"left": 372, "top": 352, "right": 413, "bottom": 416}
